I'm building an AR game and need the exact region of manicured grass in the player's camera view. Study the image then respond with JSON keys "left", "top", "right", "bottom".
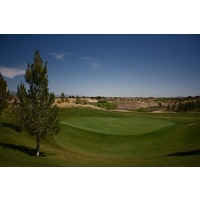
{"left": 1, "top": 108, "right": 200, "bottom": 166}
{"left": 60, "top": 116, "right": 174, "bottom": 135}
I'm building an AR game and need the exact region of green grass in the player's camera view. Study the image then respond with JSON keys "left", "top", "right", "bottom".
{"left": 1, "top": 108, "right": 200, "bottom": 166}
{"left": 60, "top": 116, "right": 174, "bottom": 135}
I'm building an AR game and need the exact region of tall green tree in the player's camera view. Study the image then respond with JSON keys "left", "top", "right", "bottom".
{"left": 14, "top": 51, "right": 60, "bottom": 156}
{"left": 60, "top": 92, "right": 65, "bottom": 102}
{"left": 0, "top": 73, "right": 10, "bottom": 115}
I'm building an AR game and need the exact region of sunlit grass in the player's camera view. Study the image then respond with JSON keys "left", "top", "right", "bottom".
{"left": 1, "top": 108, "right": 200, "bottom": 166}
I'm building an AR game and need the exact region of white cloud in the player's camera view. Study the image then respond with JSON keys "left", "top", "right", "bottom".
{"left": 81, "top": 56, "right": 91, "bottom": 60}
{"left": 50, "top": 52, "right": 72, "bottom": 60}
{"left": 0, "top": 66, "right": 25, "bottom": 79}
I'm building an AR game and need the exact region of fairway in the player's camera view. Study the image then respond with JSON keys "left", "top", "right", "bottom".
{"left": 1, "top": 107, "right": 200, "bottom": 166}
{"left": 60, "top": 117, "right": 174, "bottom": 135}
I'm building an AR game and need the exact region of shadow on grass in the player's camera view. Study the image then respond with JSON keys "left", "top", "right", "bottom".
{"left": 0, "top": 122, "right": 21, "bottom": 132}
{"left": 168, "top": 149, "right": 200, "bottom": 156}
{"left": 0, "top": 142, "right": 46, "bottom": 157}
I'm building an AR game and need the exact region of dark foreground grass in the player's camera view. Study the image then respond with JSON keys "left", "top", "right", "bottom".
{"left": 0, "top": 108, "right": 200, "bottom": 166}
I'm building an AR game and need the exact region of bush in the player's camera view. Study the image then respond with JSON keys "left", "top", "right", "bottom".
{"left": 65, "top": 98, "right": 70, "bottom": 103}
{"left": 76, "top": 96, "right": 81, "bottom": 104}
{"left": 97, "top": 100, "right": 107, "bottom": 103}
{"left": 82, "top": 99, "right": 88, "bottom": 105}
{"left": 57, "top": 100, "right": 62, "bottom": 104}
{"left": 136, "top": 107, "right": 146, "bottom": 112}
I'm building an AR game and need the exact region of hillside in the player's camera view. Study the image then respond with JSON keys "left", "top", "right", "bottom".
{"left": 55, "top": 96, "right": 200, "bottom": 112}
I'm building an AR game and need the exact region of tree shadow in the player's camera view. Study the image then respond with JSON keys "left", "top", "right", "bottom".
{"left": 168, "top": 149, "right": 200, "bottom": 156}
{"left": 0, "top": 122, "right": 21, "bottom": 132}
{"left": 0, "top": 142, "right": 46, "bottom": 157}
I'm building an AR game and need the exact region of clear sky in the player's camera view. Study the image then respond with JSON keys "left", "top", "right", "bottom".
{"left": 0, "top": 34, "right": 200, "bottom": 97}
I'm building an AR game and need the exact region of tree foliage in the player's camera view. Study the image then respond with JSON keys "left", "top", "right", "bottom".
{"left": 14, "top": 51, "right": 60, "bottom": 156}
{"left": 0, "top": 73, "right": 10, "bottom": 115}
{"left": 61, "top": 92, "right": 65, "bottom": 102}
{"left": 167, "top": 99, "right": 200, "bottom": 112}
{"left": 103, "top": 102, "right": 118, "bottom": 111}
{"left": 76, "top": 95, "right": 81, "bottom": 104}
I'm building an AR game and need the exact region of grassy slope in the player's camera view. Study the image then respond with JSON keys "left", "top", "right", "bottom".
{"left": 0, "top": 108, "right": 200, "bottom": 166}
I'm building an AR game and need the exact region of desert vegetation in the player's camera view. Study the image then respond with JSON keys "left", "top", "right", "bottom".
{"left": 54, "top": 95, "right": 200, "bottom": 113}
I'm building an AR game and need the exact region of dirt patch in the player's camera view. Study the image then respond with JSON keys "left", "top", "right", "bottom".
{"left": 115, "top": 109, "right": 133, "bottom": 112}
{"left": 55, "top": 102, "right": 103, "bottom": 110}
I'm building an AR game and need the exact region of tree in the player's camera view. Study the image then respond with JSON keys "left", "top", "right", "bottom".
{"left": 177, "top": 102, "right": 184, "bottom": 112}
{"left": 61, "top": 92, "right": 65, "bottom": 102}
{"left": 14, "top": 51, "right": 60, "bottom": 156}
{"left": 171, "top": 104, "right": 176, "bottom": 111}
{"left": 166, "top": 104, "right": 170, "bottom": 111}
{"left": 0, "top": 73, "right": 10, "bottom": 115}
{"left": 76, "top": 95, "right": 81, "bottom": 104}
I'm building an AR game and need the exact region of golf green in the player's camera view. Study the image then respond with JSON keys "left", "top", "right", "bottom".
{"left": 60, "top": 117, "right": 175, "bottom": 135}
{"left": 1, "top": 108, "right": 200, "bottom": 166}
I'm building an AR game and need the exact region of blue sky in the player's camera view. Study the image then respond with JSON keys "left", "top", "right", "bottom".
{"left": 0, "top": 34, "right": 200, "bottom": 97}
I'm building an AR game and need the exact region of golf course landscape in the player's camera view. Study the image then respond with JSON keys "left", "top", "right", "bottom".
{"left": 1, "top": 107, "right": 200, "bottom": 166}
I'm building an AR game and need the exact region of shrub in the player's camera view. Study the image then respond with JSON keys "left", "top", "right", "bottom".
{"left": 82, "top": 99, "right": 88, "bottom": 105}
{"left": 57, "top": 100, "right": 62, "bottom": 104}
{"left": 97, "top": 100, "right": 107, "bottom": 103}
{"left": 136, "top": 107, "right": 146, "bottom": 112}
{"left": 65, "top": 98, "right": 70, "bottom": 103}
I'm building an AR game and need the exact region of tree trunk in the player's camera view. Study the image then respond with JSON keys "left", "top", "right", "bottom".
{"left": 36, "top": 134, "right": 40, "bottom": 156}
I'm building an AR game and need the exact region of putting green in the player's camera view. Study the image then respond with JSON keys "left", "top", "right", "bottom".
{"left": 60, "top": 117, "right": 174, "bottom": 135}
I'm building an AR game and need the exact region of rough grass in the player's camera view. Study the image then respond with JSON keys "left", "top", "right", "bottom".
{"left": 1, "top": 108, "right": 200, "bottom": 166}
